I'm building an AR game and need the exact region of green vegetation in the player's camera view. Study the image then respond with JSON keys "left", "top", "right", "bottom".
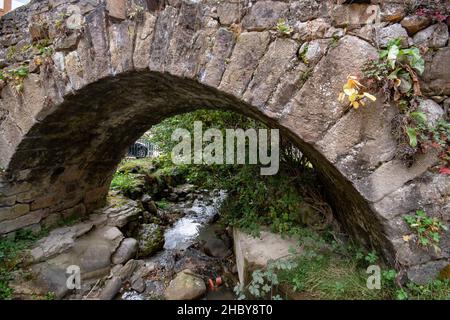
{"left": 111, "top": 109, "right": 450, "bottom": 300}
{"left": 155, "top": 200, "right": 171, "bottom": 210}
{"left": 234, "top": 259, "right": 296, "bottom": 300}
{"left": 110, "top": 172, "right": 141, "bottom": 195}
{"left": 0, "top": 230, "right": 45, "bottom": 299}
{"left": 0, "top": 65, "right": 30, "bottom": 92}
{"left": 404, "top": 209, "right": 447, "bottom": 252}
{"left": 361, "top": 38, "right": 449, "bottom": 168}
{"left": 276, "top": 19, "right": 293, "bottom": 36}
{"left": 236, "top": 227, "right": 450, "bottom": 300}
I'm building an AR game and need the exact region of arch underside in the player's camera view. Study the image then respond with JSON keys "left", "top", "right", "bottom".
{"left": 0, "top": 0, "right": 448, "bottom": 282}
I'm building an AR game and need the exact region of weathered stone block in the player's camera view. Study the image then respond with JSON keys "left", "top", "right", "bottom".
{"left": 376, "top": 23, "right": 409, "bottom": 48}
{"left": 31, "top": 195, "right": 58, "bottom": 211}
{"left": 243, "top": 38, "right": 299, "bottom": 109}
{"left": 200, "top": 28, "right": 235, "bottom": 87}
{"left": 242, "top": 1, "right": 288, "bottom": 31}
{"left": 0, "top": 210, "right": 44, "bottom": 234}
{"left": 421, "top": 47, "right": 450, "bottom": 96}
{"left": 133, "top": 12, "right": 157, "bottom": 70}
{"left": 219, "top": 31, "right": 270, "bottom": 97}
{"left": 401, "top": 14, "right": 432, "bottom": 36}
{"left": 106, "top": 0, "right": 126, "bottom": 20}
{"left": 331, "top": 4, "right": 380, "bottom": 28}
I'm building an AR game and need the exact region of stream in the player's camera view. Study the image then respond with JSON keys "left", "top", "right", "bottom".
{"left": 121, "top": 188, "right": 237, "bottom": 300}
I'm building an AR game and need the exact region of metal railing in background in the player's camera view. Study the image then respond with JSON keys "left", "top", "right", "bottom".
{"left": 127, "top": 139, "right": 158, "bottom": 158}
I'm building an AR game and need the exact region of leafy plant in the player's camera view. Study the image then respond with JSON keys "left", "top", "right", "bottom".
{"left": 110, "top": 172, "right": 140, "bottom": 195}
{"left": 234, "top": 259, "right": 296, "bottom": 300}
{"left": 155, "top": 200, "right": 170, "bottom": 210}
{"left": 404, "top": 209, "right": 448, "bottom": 252}
{"left": 0, "top": 230, "right": 44, "bottom": 300}
{"left": 0, "top": 65, "right": 30, "bottom": 92}
{"left": 359, "top": 38, "right": 447, "bottom": 167}
{"left": 299, "top": 44, "right": 309, "bottom": 64}
{"left": 364, "top": 251, "right": 379, "bottom": 264}
{"left": 276, "top": 19, "right": 293, "bottom": 36}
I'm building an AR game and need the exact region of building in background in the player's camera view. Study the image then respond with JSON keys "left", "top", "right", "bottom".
{"left": 0, "top": 0, "right": 12, "bottom": 16}
{"left": 1, "top": 0, "right": 30, "bottom": 16}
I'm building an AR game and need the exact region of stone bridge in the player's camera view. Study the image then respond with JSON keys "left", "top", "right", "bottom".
{"left": 0, "top": 0, "right": 449, "bottom": 282}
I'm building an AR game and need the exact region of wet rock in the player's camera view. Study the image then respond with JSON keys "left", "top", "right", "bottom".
{"left": 413, "top": 23, "right": 449, "bottom": 49}
{"left": 168, "top": 193, "right": 178, "bottom": 202}
{"left": 112, "top": 238, "right": 138, "bottom": 265}
{"left": 401, "top": 15, "right": 432, "bottom": 36}
{"left": 418, "top": 99, "right": 444, "bottom": 127}
{"left": 99, "top": 276, "right": 122, "bottom": 300}
{"left": 173, "top": 184, "right": 195, "bottom": 197}
{"left": 137, "top": 223, "right": 165, "bottom": 258}
{"left": 144, "top": 280, "right": 165, "bottom": 299}
{"left": 203, "top": 237, "right": 231, "bottom": 259}
{"left": 174, "top": 248, "right": 222, "bottom": 277}
{"left": 129, "top": 261, "right": 151, "bottom": 293}
{"left": 164, "top": 269, "right": 206, "bottom": 300}
{"left": 141, "top": 194, "right": 157, "bottom": 215}
{"left": 115, "top": 259, "right": 138, "bottom": 281}
{"left": 131, "top": 277, "right": 146, "bottom": 293}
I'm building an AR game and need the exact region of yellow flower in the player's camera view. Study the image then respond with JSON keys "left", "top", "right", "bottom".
{"left": 339, "top": 75, "right": 377, "bottom": 109}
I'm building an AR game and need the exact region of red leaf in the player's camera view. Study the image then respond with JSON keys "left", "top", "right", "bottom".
{"left": 439, "top": 167, "right": 450, "bottom": 175}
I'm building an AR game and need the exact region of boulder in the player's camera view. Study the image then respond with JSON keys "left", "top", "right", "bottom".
{"left": 164, "top": 269, "right": 206, "bottom": 300}
{"left": 233, "top": 228, "right": 302, "bottom": 285}
{"left": 141, "top": 194, "right": 157, "bottom": 214}
{"left": 98, "top": 276, "right": 122, "bottom": 300}
{"left": 112, "top": 238, "right": 138, "bottom": 264}
{"left": 203, "top": 237, "right": 231, "bottom": 259}
{"left": 137, "top": 223, "right": 165, "bottom": 258}
{"left": 102, "top": 197, "right": 142, "bottom": 228}
{"left": 28, "top": 222, "right": 94, "bottom": 263}
{"left": 115, "top": 259, "right": 139, "bottom": 281}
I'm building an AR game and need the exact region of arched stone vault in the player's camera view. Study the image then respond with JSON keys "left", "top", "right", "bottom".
{"left": 0, "top": 0, "right": 448, "bottom": 282}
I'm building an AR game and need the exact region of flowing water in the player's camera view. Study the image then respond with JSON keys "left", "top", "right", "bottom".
{"left": 121, "top": 189, "right": 236, "bottom": 300}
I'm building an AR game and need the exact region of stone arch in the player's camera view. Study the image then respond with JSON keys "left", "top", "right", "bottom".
{"left": 0, "top": 0, "right": 448, "bottom": 282}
